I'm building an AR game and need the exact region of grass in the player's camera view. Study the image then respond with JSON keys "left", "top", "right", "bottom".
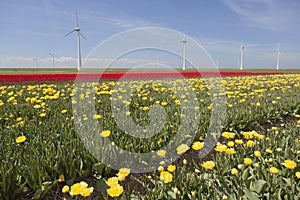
{"left": 0, "top": 74, "right": 299, "bottom": 199}
{"left": 0, "top": 67, "right": 300, "bottom": 74}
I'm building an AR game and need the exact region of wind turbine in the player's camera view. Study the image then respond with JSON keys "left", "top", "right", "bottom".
{"left": 65, "top": 13, "right": 87, "bottom": 70}
{"left": 276, "top": 43, "right": 281, "bottom": 70}
{"left": 182, "top": 36, "right": 187, "bottom": 71}
{"left": 240, "top": 45, "right": 245, "bottom": 70}
{"left": 49, "top": 53, "right": 55, "bottom": 68}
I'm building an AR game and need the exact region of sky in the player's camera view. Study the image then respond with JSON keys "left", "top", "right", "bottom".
{"left": 0, "top": 0, "right": 300, "bottom": 69}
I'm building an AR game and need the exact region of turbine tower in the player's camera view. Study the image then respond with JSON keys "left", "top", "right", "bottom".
{"left": 49, "top": 53, "right": 55, "bottom": 68}
{"left": 276, "top": 43, "right": 281, "bottom": 70}
{"left": 65, "top": 13, "right": 86, "bottom": 71}
{"left": 182, "top": 36, "right": 187, "bottom": 71}
{"left": 240, "top": 45, "right": 245, "bottom": 70}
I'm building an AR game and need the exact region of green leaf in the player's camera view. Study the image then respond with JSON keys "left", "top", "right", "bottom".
{"left": 130, "top": 193, "right": 141, "bottom": 200}
{"left": 276, "top": 188, "right": 282, "bottom": 200}
{"left": 96, "top": 178, "right": 108, "bottom": 197}
{"left": 103, "top": 166, "right": 112, "bottom": 176}
{"left": 242, "top": 168, "right": 250, "bottom": 180}
{"left": 250, "top": 179, "right": 266, "bottom": 194}
{"left": 167, "top": 191, "right": 176, "bottom": 199}
{"left": 228, "top": 193, "right": 237, "bottom": 200}
{"left": 66, "top": 178, "right": 75, "bottom": 186}
{"left": 33, "top": 189, "right": 43, "bottom": 200}
{"left": 93, "top": 163, "right": 106, "bottom": 175}
{"left": 33, "top": 181, "right": 57, "bottom": 199}
{"left": 243, "top": 189, "right": 260, "bottom": 200}
{"left": 282, "top": 178, "right": 291, "bottom": 187}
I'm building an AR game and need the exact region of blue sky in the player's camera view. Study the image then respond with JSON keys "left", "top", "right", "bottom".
{"left": 0, "top": 0, "right": 300, "bottom": 69}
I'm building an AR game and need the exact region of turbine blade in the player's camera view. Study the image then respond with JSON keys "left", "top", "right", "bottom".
{"left": 79, "top": 32, "right": 87, "bottom": 40}
{"left": 64, "top": 30, "right": 75, "bottom": 37}
{"left": 76, "top": 12, "right": 78, "bottom": 27}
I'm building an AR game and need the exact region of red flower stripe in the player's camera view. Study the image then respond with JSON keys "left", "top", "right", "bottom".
{"left": 0, "top": 72, "right": 282, "bottom": 83}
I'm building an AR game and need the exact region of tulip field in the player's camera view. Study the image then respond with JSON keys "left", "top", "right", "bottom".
{"left": 0, "top": 71, "right": 300, "bottom": 199}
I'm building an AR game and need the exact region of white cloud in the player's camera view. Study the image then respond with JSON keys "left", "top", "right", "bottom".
{"left": 91, "top": 17, "right": 157, "bottom": 29}
{"left": 55, "top": 56, "right": 77, "bottom": 62}
{"left": 223, "top": 0, "right": 300, "bottom": 33}
{"left": 1, "top": 49, "right": 299, "bottom": 69}
{"left": 79, "top": 11, "right": 160, "bottom": 29}
{"left": 0, "top": 56, "right": 166, "bottom": 68}
{"left": 192, "top": 37, "right": 300, "bottom": 69}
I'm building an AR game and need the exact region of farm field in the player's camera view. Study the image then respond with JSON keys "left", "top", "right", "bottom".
{"left": 1, "top": 68, "right": 300, "bottom": 74}
{"left": 0, "top": 72, "right": 300, "bottom": 199}
{"left": 0, "top": 71, "right": 284, "bottom": 83}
